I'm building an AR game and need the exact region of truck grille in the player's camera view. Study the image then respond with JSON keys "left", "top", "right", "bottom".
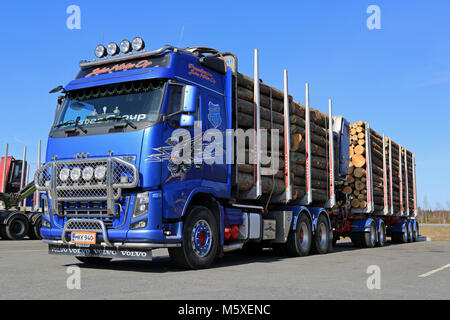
{"left": 35, "top": 157, "right": 138, "bottom": 215}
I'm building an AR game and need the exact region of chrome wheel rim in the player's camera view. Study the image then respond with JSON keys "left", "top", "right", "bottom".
{"left": 299, "top": 222, "right": 309, "bottom": 248}
{"left": 191, "top": 219, "right": 212, "bottom": 257}
{"left": 318, "top": 222, "right": 327, "bottom": 248}
{"left": 370, "top": 225, "right": 376, "bottom": 245}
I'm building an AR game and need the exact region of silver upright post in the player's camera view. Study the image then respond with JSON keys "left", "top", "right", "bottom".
{"left": 283, "top": 69, "right": 292, "bottom": 202}
{"left": 20, "top": 146, "right": 27, "bottom": 210}
{"left": 302, "top": 83, "right": 312, "bottom": 205}
{"left": 34, "top": 140, "right": 41, "bottom": 210}
{"left": 253, "top": 48, "right": 262, "bottom": 198}
{"left": 326, "top": 99, "right": 335, "bottom": 208}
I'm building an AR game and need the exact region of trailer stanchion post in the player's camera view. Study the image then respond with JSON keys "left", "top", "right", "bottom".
{"left": 254, "top": 48, "right": 262, "bottom": 198}
{"left": 388, "top": 138, "right": 394, "bottom": 215}
{"left": 34, "top": 140, "right": 41, "bottom": 211}
{"left": 404, "top": 149, "right": 410, "bottom": 216}
{"left": 412, "top": 153, "right": 417, "bottom": 217}
{"left": 326, "top": 99, "right": 335, "bottom": 208}
{"left": 20, "top": 146, "right": 27, "bottom": 210}
{"left": 382, "top": 135, "right": 389, "bottom": 215}
{"left": 399, "top": 144, "right": 403, "bottom": 215}
{"left": 301, "top": 83, "right": 312, "bottom": 205}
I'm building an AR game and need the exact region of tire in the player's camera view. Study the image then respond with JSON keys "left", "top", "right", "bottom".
{"left": 4, "top": 215, "right": 29, "bottom": 240}
{"left": 376, "top": 222, "right": 386, "bottom": 247}
{"left": 285, "top": 213, "right": 312, "bottom": 257}
{"left": 312, "top": 214, "right": 330, "bottom": 254}
{"left": 407, "top": 221, "right": 413, "bottom": 243}
{"left": 362, "top": 222, "right": 377, "bottom": 248}
{"left": 168, "top": 205, "right": 218, "bottom": 269}
{"left": 28, "top": 217, "right": 42, "bottom": 240}
{"left": 406, "top": 222, "right": 412, "bottom": 243}
{"left": 76, "top": 257, "right": 112, "bottom": 264}
{"left": 412, "top": 221, "right": 419, "bottom": 242}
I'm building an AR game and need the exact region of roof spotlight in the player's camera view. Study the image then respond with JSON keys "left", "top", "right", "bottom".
{"left": 131, "top": 37, "right": 145, "bottom": 51}
{"left": 95, "top": 44, "right": 107, "bottom": 58}
{"left": 120, "top": 40, "right": 132, "bottom": 54}
{"left": 107, "top": 42, "right": 120, "bottom": 56}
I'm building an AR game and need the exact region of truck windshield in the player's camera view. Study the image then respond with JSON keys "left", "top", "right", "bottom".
{"left": 54, "top": 79, "right": 166, "bottom": 129}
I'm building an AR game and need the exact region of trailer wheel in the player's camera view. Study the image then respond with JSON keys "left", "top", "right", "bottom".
{"left": 28, "top": 217, "right": 42, "bottom": 240}
{"left": 412, "top": 221, "right": 419, "bottom": 242}
{"left": 168, "top": 205, "right": 218, "bottom": 269}
{"left": 406, "top": 221, "right": 413, "bottom": 242}
{"left": 376, "top": 222, "right": 386, "bottom": 247}
{"left": 362, "top": 222, "right": 377, "bottom": 248}
{"left": 312, "top": 214, "right": 330, "bottom": 254}
{"left": 286, "top": 213, "right": 312, "bottom": 257}
{"left": 4, "top": 215, "right": 29, "bottom": 240}
{"left": 75, "top": 257, "right": 112, "bottom": 264}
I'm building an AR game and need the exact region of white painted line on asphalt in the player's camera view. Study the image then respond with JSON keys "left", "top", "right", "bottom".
{"left": 419, "top": 263, "right": 450, "bottom": 278}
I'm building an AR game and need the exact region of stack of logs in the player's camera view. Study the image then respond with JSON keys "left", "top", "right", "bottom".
{"left": 235, "top": 73, "right": 331, "bottom": 204}
{"left": 236, "top": 73, "right": 286, "bottom": 197}
{"left": 344, "top": 121, "right": 384, "bottom": 211}
{"left": 290, "top": 105, "right": 330, "bottom": 202}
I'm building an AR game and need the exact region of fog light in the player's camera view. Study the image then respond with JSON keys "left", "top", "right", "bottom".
{"left": 130, "top": 219, "right": 147, "bottom": 230}
{"left": 42, "top": 220, "right": 51, "bottom": 228}
{"left": 120, "top": 40, "right": 132, "bottom": 54}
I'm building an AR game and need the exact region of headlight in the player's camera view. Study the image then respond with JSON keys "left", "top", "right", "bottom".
{"left": 120, "top": 40, "right": 132, "bottom": 54}
{"left": 82, "top": 166, "right": 94, "bottom": 181}
{"left": 107, "top": 42, "right": 119, "bottom": 56}
{"left": 94, "top": 165, "right": 107, "bottom": 180}
{"left": 70, "top": 167, "right": 81, "bottom": 182}
{"left": 59, "top": 168, "right": 70, "bottom": 182}
{"left": 95, "top": 44, "right": 107, "bottom": 58}
{"left": 132, "top": 192, "right": 149, "bottom": 219}
{"left": 131, "top": 37, "right": 145, "bottom": 51}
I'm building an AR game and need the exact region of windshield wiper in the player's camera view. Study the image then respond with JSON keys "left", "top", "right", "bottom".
{"left": 61, "top": 117, "right": 88, "bottom": 134}
{"left": 94, "top": 115, "right": 137, "bottom": 129}
{"left": 54, "top": 120, "right": 75, "bottom": 128}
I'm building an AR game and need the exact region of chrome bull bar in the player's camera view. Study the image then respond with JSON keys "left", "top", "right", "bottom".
{"left": 34, "top": 156, "right": 138, "bottom": 216}
{"left": 62, "top": 218, "right": 112, "bottom": 246}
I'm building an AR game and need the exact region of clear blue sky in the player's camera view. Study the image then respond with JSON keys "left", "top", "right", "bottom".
{"left": 0, "top": 0, "right": 449, "bottom": 209}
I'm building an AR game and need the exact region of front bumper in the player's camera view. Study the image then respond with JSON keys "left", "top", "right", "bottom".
{"left": 44, "top": 239, "right": 181, "bottom": 260}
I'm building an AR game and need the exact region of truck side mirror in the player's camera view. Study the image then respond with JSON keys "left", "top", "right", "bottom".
{"left": 180, "top": 114, "right": 195, "bottom": 127}
{"left": 182, "top": 85, "right": 197, "bottom": 113}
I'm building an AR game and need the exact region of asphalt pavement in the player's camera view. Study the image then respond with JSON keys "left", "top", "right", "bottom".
{"left": 0, "top": 239, "right": 449, "bottom": 299}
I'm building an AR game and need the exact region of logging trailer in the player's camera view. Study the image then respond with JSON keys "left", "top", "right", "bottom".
{"left": 0, "top": 156, "right": 42, "bottom": 240}
{"left": 36, "top": 38, "right": 419, "bottom": 268}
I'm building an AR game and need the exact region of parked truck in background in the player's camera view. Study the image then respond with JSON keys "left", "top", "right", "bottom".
{"left": 0, "top": 156, "right": 42, "bottom": 240}
{"left": 35, "top": 37, "right": 418, "bottom": 269}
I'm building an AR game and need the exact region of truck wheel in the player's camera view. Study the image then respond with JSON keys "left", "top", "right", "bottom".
{"left": 286, "top": 213, "right": 312, "bottom": 257}
{"left": 75, "top": 257, "right": 112, "bottom": 264}
{"left": 362, "top": 222, "right": 377, "bottom": 248}
{"left": 412, "top": 221, "right": 419, "bottom": 242}
{"left": 312, "top": 214, "right": 330, "bottom": 254}
{"left": 407, "top": 221, "right": 413, "bottom": 243}
{"left": 28, "top": 217, "right": 42, "bottom": 240}
{"left": 376, "top": 222, "right": 386, "bottom": 247}
{"left": 4, "top": 215, "right": 29, "bottom": 240}
{"left": 169, "top": 205, "right": 218, "bottom": 269}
